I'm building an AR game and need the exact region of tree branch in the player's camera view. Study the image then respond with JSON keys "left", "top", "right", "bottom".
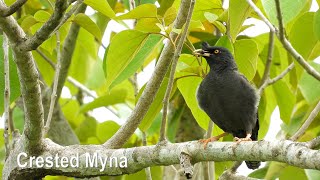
{"left": 258, "top": 62, "right": 295, "bottom": 94}
{"left": 3, "top": 33, "right": 10, "bottom": 159}
{"left": 159, "top": 0, "right": 195, "bottom": 142}
{"left": 0, "top": 0, "right": 27, "bottom": 17}
{"left": 55, "top": 3, "right": 87, "bottom": 100}
{"left": 4, "top": 139, "right": 320, "bottom": 179}
{"left": 258, "top": 31, "right": 274, "bottom": 89}
{"left": 0, "top": 15, "right": 44, "bottom": 151}
{"left": 290, "top": 101, "right": 320, "bottom": 141}
{"left": 44, "top": 32, "right": 61, "bottom": 136}
{"left": 104, "top": 0, "right": 195, "bottom": 149}
{"left": 19, "top": 0, "right": 68, "bottom": 51}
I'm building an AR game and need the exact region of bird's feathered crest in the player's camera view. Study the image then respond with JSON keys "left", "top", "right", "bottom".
{"left": 201, "top": 42, "right": 210, "bottom": 50}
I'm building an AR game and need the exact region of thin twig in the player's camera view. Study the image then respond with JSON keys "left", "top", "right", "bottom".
{"left": 44, "top": 32, "right": 61, "bottom": 136}
{"left": 259, "top": 31, "right": 275, "bottom": 89}
{"left": 52, "top": 0, "right": 83, "bottom": 34}
{"left": 258, "top": 62, "right": 295, "bottom": 94}
{"left": 290, "top": 101, "right": 320, "bottom": 141}
{"left": 274, "top": 0, "right": 284, "bottom": 41}
{"left": 159, "top": 0, "right": 195, "bottom": 142}
{"left": 3, "top": 33, "right": 10, "bottom": 159}
{"left": 0, "top": 0, "right": 27, "bottom": 17}
{"left": 142, "top": 132, "right": 152, "bottom": 180}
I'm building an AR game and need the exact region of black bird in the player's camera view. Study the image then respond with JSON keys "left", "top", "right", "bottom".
{"left": 194, "top": 42, "right": 260, "bottom": 169}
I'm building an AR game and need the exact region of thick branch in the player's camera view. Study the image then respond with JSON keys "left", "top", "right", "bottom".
{"left": 19, "top": 0, "right": 68, "bottom": 51}
{"left": 104, "top": 0, "right": 194, "bottom": 149}
{"left": 4, "top": 139, "right": 320, "bottom": 179}
{"left": 0, "top": 16, "right": 44, "bottom": 151}
{"left": 0, "top": 0, "right": 27, "bottom": 17}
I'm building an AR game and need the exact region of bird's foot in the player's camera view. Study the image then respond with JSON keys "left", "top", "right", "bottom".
{"left": 199, "top": 136, "right": 220, "bottom": 149}
{"left": 234, "top": 134, "right": 252, "bottom": 144}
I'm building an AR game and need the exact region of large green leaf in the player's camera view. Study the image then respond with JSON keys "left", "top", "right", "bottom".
{"left": 305, "top": 169, "right": 320, "bottom": 180}
{"left": 73, "top": 13, "right": 102, "bottom": 41}
{"left": 177, "top": 77, "right": 210, "bottom": 130}
{"left": 75, "top": 117, "right": 97, "bottom": 143}
{"left": 96, "top": 121, "right": 120, "bottom": 142}
{"left": 234, "top": 39, "right": 259, "bottom": 81}
{"left": 279, "top": 166, "right": 308, "bottom": 180}
{"left": 215, "top": 36, "right": 234, "bottom": 54}
{"left": 298, "top": 62, "right": 320, "bottom": 105}
{"left": 290, "top": 12, "right": 320, "bottom": 61}
{"left": 84, "top": 0, "right": 115, "bottom": 18}
{"left": 117, "top": 4, "right": 157, "bottom": 20}
{"left": 273, "top": 81, "right": 295, "bottom": 124}
{"left": 0, "top": 36, "right": 21, "bottom": 114}
{"left": 261, "top": 0, "right": 308, "bottom": 26}
{"left": 138, "top": 78, "right": 168, "bottom": 132}
{"left": 105, "top": 30, "right": 162, "bottom": 90}
{"left": 229, "top": 0, "right": 255, "bottom": 42}
{"left": 314, "top": 9, "right": 320, "bottom": 40}
{"left": 80, "top": 89, "right": 127, "bottom": 113}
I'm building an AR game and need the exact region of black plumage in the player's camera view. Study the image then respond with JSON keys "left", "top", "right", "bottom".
{"left": 194, "top": 42, "right": 260, "bottom": 169}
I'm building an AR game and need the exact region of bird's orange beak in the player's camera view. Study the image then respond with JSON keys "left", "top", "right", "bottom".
{"left": 193, "top": 49, "right": 210, "bottom": 57}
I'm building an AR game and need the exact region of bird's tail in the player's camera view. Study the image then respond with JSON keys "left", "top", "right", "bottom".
{"left": 245, "top": 114, "right": 260, "bottom": 169}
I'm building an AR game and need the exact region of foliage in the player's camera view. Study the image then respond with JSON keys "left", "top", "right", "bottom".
{"left": 1, "top": 0, "right": 320, "bottom": 179}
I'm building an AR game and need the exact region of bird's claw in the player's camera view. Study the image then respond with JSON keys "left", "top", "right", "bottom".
{"left": 234, "top": 136, "right": 252, "bottom": 144}
{"left": 198, "top": 137, "right": 219, "bottom": 149}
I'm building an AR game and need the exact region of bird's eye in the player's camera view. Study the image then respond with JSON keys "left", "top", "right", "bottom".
{"left": 213, "top": 49, "right": 220, "bottom": 54}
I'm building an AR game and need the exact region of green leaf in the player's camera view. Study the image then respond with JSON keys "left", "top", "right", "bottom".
{"left": 229, "top": 0, "right": 255, "bottom": 42}
{"left": 279, "top": 166, "right": 307, "bottom": 180}
{"left": 34, "top": 10, "right": 51, "bottom": 22}
{"left": 80, "top": 89, "right": 127, "bottom": 113}
{"left": 177, "top": 77, "right": 210, "bottom": 130}
{"left": 189, "top": 20, "right": 205, "bottom": 31}
{"left": 0, "top": 36, "right": 21, "bottom": 114}
{"left": 188, "top": 0, "right": 223, "bottom": 21}
{"left": 61, "top": 99, "right": 86, "bottom": 128}
{"left": 314, "top": 9, "right": 320, "bottom": 40}
{"left": 261, "top": 0, "right": 308, "bottom": 26}
{"left": 135, "top": 18, "right": 160, "bottom": 33}
{"left": 84, "top": 0, "right": 115, "bottom": 18}
{"left": 305, "top": 169, "right": 320, "bottom": 180}
{"left": 96, "top": 121, "right": 120, "bottom": 142}
{"left": 298, "top": 62, "right": 320, "bottom": 105}
{"left": 158, "top": 0, "right": 175, "bottom": 16}
{"left": 290, "top": 12, "right": 320, "bottom": 60}
{"left": 215, "top": 36, "right": 234, "bottom": 54}
{"left": 85, "top": 60, "right": 106, "bottom": 90}
{"left": 21, "top": 15, "right": 38, "bottom": 31}
{"left": 73, "top": 13, "right": 102, "bottom": 41}
{"left": 249, "top": 166, "right": 269, "bottom": 178}
{"left": 138, "top": 78, "right": 168, "bottom": 132}
{"left": 204, "top": 12, "right": 218, "bottom": 23}
{"left": 234, "top": 39, "right": 259, "bottom": 81}
{"left": 75, "top": 117, "right": 97, "bottom": 143}
{"left": 273, "top": 81, "right": 295, "bottom": 124}
{"left": 213, "top": 21, "right": 226, "bottom": 34}
{"left": 163, "top": 6, "right": 177, "bottom": 25}
{"left": 105, "top": 30, "right": 162, "bottom": 90}
{"left": 117, "top": 4, "right": 157, "bottom": 20}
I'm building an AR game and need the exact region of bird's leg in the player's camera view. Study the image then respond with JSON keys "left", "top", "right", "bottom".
{"left": 199, "top": 132, "right": 229, "bottom": 148}
{"left": 234, "top": 133, "right": 252, "bottom": 144}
